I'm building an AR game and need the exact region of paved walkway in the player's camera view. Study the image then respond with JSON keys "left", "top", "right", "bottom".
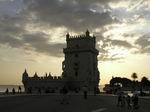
{"left": 0, "top": 94, "right": 150, "bottom": 112}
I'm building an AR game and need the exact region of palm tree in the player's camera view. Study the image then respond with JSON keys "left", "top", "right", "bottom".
{"left": 131, "top": 72, "right": 138, "bottom": 81}
{"left": 131, "top": 72, "right": 138, "bottom": 91}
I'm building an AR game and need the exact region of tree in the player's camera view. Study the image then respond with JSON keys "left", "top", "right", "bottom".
{"left": 110, "top": 77, "right": 132, "bottom": 87}
{"left": 141, "top": 76, "right": 149, "bottom": 87}
{"left": 131, "top": 73, "right": 138, "bottom": 91}
{"left": 131, "top": 72, "right": 138, "bottom": 81}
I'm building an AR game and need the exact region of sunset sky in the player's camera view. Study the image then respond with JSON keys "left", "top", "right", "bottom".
{"left": 0, "top": 0, "right": 150, "bottom": 85}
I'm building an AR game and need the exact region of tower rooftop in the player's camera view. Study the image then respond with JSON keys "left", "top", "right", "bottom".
{"left": 66, "top": 30, "right": 95, "bottom": 41}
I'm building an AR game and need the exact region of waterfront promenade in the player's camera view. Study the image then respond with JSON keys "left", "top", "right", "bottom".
{"left": 0, "top": 94, "right": 150, "bottom": 112}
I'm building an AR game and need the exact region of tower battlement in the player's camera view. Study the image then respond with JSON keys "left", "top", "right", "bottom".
{"left": 66, "top": 30, "right": 96, "bottom": 42}
{"left": 65, "top": 30, "right": 96, "bottom": 49}
{"left": 23, "top": 71, "right": 62, "bottom": 80}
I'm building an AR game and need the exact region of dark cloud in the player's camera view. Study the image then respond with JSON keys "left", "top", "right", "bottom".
{"left": 135, "top": 35, "right": 150, "bottom": 49}
{"left": 0, "top": 25, "right": 65, "bottom": 57}
{"left": 24, "top": 0, "right": 118, "bottom": 32}
{"left": 122, "top": 33, "right": 135, "bottom": 38}
{"left": 98, "top": 53, "right": 124, "bottom": 62}
{"left": 110, "top": 39, "right": 133, "bottom": 48}
{"left": 98, "top": 38, "right": 133, "bottom": 52}
{"left": 23, "top": 32, "right": 50, "bottom": 43}
{"left": 0, "top": 0, "right": 148, "bottom": 62}
{"left": 63, "top": 0, "right": 124, "bottom": 4}
{"left": 0, "top": 15, "right": 26, "bottom": 35}
{"left": 135, "top": 34, "right": 150, "bottom": 54}
{"left": 0, "top": 1, "right": 65, "bottom": 57}
{"left": 22, "top": 32, "right": 65, "bottom": 57}
{"left": 0, "top": 35, "right": 23, "bottom": 47}
{"left": 0, "top": 0, "right": 24, "bottom": 17}
{"left": 141, "top": 47, "right": 150, "bottom": 54}
{"left": 0, "top": 15, "right": 26, "bottom": 47}
{"left": 0, "top": 0, "right": 121, "bottom": 59}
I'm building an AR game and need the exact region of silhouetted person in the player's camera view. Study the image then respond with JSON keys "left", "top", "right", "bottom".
{"left": 132, "top": 94, "right": 139, "bottom": 109}
{"left": 126, "top": 94, "right": 131, "bottom": 109}
{"left": 12, "top": 88, "right": 15, "bottom": 94}
{"left": 94, "top": 86, "right": 97, "bottom": 96}
{"left": 83, "top": 86, "right": 88, "bottom": 100}
{"left": 117, "top": 93, "right": 122, "bottom": 106}
{"left": 60, "top": 86, "right": 69, "bottom": 104}
{"left": 5, "top": 88, "right": 9, "bottom": 94}
{"left": 38, "top": 88, "right": 41, "bottom": 95}
{"left": 45, "top": 88, "right": 49, "bottom": 93}
{"left": 18, "top": 86, "right": 21, "bottom": 93}
{"left": 121, "top": 95, "right": 126, "bottom": 107}
{"left": 28, "top": 87, "right": 32, "bottom": 94}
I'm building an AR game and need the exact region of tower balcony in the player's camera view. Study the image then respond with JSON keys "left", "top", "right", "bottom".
{"left": 63, "top": 47, "right": 99, "bottom": 55}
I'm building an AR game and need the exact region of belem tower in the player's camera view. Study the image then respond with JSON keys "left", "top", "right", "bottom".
{"left": 22, "top": 30, "right": 100, "bottom": 93}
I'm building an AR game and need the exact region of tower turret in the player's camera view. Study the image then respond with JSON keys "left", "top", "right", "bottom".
{"left": 22, "top": 69, "right": 28, "bottom": 83}
{"left": 86, "top": 29, "right": 90, "bottom": 36}
{"left": 66, "top": 32, "right": 70, "bottom": 40}
{"left": 34, "top": 72, "right": 38, "bottom": 78}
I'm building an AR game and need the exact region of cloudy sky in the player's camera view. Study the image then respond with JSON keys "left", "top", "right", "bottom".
{"left": 0, "top": 0, "right": 150, "bottom": 85}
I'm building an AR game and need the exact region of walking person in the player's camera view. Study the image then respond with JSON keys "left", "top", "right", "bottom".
{"left": 126, "top": 94, "right": 131, "bottom": 109}
{"left": 121, "top": 95, "right": 126, "bottom": 107}
{"left": 117, "top": 93, "right": 122, "bottom": 106}
{"left": 132, "top": 93, "right": 139, "bottom": 109}
{"left": 60, "top": 86, "right": 69, "bottom": 104}
{"left": 18, "top": 86, "right": 22, "bottom": 93}
{"left": 83, "top": 86, "right": 88, "bottom": 100}
{"left": 5, "top": 88, "right": 9, "bottom": 94}
{"left": 94, "top": 86, "right": 96, "bottom": 96}
{"left": 38, "top": 88, "right": 41, "bottom": 95}
{"left": 12, "top": 88, "right": 15, "bottom": 94}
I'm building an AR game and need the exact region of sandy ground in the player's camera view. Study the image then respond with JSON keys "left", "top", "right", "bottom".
{"left": 0, "top": 94, "right": 150, "bottom": 112}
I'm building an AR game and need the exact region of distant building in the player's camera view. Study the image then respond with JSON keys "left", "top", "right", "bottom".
{"left": 22, "top": 70, "right": 63, "bottom": 93}
{"left": 22, "top": 30, "right": 100, "bottom": 93}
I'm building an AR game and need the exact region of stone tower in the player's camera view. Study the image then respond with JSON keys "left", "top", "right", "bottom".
{"left": 62, "top": 30, "right": 100, "bottom": 92}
